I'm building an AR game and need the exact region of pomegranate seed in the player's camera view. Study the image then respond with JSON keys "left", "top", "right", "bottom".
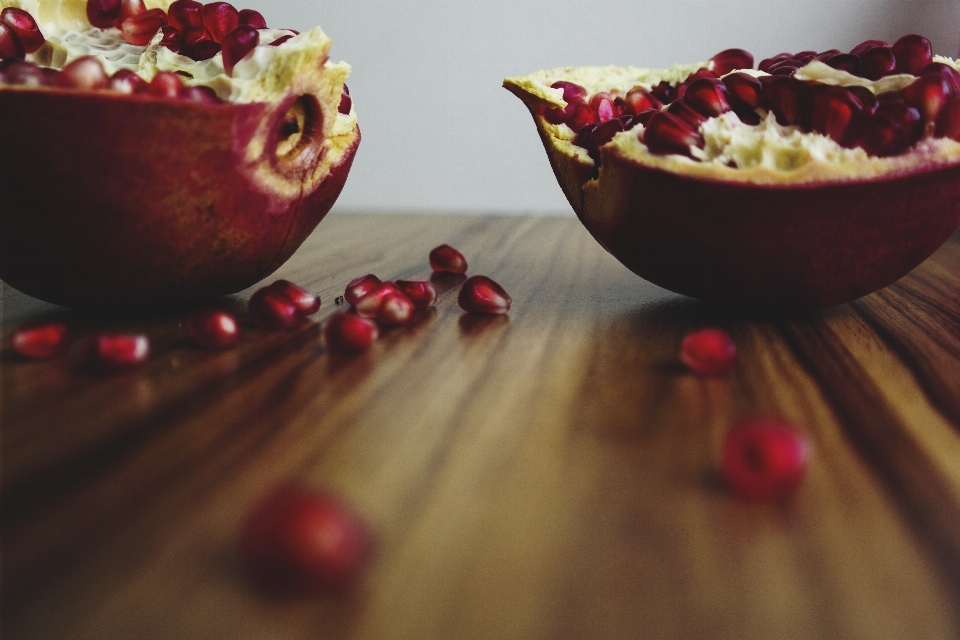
{"left": 710, "top": 48, "right": 754, "bottom": 75}
{"left": 811, "top": 86, "right": 864, "bottom": 146}
{"left": 0, "top": 23, "right": 24, "bottom": 60}
{"left": 859, "top": 45, "right": 897, "bottom": 80}
{"left": 158, "top": 24, "right": 180, "bottom": 52}
{"left": 850, "top": 39, "right": 887, "bottom": 55}
{"left": 813, "top": 51, "right": 837, "bottom": 65}
{"left": 429, "top": 244, "right": 468, "bottom": 274}
{"left": 200, "top": 1, "right": 238, "bottom": 44}
{"left": 679, "top": 328, "right": 737, "bottom": 375}
{"left": 344, "top": 274, "right": 382, "bottom": 307}
{"left": 240, "top": 484, "right": 373, "bottom": 596}
{"left": 86, "top": 0, "right": 122, "bottom": 28}
{"left": 758, "top": 53, "right": 791, "bottom": 73}
{"left": 54, "top": 56, "right": 108, "bottom": 90}
{"left": 723, "top": 72, "right": 763, "bottom": 110}
{"left": 178, "top": 26, "right": 221, "bottom": 61}
{"left": 761, "top": 76, "right": 808, "bottom": 128}
{"left": 167, "top": 0, "right": 202, "bottom": 29}
{"left": 592, "top": 117, "right": 625, "bottom": 146}
{"left": 91, "top": 333, "right": 150, "bottom": 369}
{"left": 10, "top": 321, "right": 72, "bottom": 359}
{"left": 324, "top": 313, "right": 378, "bottom": 356}
{"left": 1, "top": 59, "right": 54, "bottom": 86}
{"left": 825, "top": 53, "right": 861, "bottom": 76}
{"left": 237, "top": 8, "right": 266, "bottom": 29}
{"left": 643, "top": 111, "right": 704, "bottom": 157}
{"left": 552, "top": 80, "right": 587, "bottom": 103}
{"left": 665, "top": 98, "right": 708, "bottom": 129}
{"left": 185, "top": 309, "right": 240, "bottom": 349}
{"left": 854, "top": 112, "right": 906, "bottom": 157}
{"left": 221, "top": 25, "right": 258, "bottom": 76}
{"left": 720, "top": 417, "right": 811, "bottom": 502}
{"left": 565, "top": 104, "right": 598, "bottom": 132}
{"left": 458, "top": 275, "right": 511, "bottom": 315}
{"left": 180, "top": 84, "right": 221, "bottom": 104}
{"left": 589, "top": 92, "right": 618, "bottom": 122}
{"left": 121, "top": 8, "right": 166, "bottom": 46}
{"left": 0, "top": 8, "right": 43, "bottom": 53}
{"left": 903, "top": 73, "right": 953, "bottom": 125}
{"left": 650, "top": 80, "right": 676, "bottom": 104}
{"left": 893, "top": 34, "right": 933, "bottom": 74}
{"left": 147, "top": 70, "right": 183, "bottom": 98}
{"left": 919, "top": 62, "right": 960, "bottom": 92}
{"left": 621, "top": 87, "right": 661, "bottom": 116}
{"left": 117, "top": 0, "right": 145, "bottom": 23}
{"left": 268, "top": 34, "right": 293, "bottom": 47}
{"left": 376, "top": 290, "right": 415, "bottom": 327}
{"left": 248, "top": 285, "right": 299, "bottom": 330}
{"left": 847, "top": 85, "right": 879, "bottom": 114}
{"left": 338, "top": 87, "right": 352, "bottom": 114}
{"left": 395, "top": 279, "right": 438, "bottom": 309}
{"left": 792, "top": 50, "right": 817, "bottom": 63}
{"left": 107, "top": 68, "right": 147, "bottom": 93}
{"left": 683, "top": 78, "right": 732, "bottom": 118}
{"left": 268, "top": 279, "right": 320, "bottom": 316}
{"left": 354, "top": 281, "right": 401, "bottom": 319}
{"left": 935, "top": 95, "right": 960, "bottom": 141}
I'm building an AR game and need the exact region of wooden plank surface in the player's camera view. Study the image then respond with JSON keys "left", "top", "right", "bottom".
{"left": 3, "top": 212, "right": 960, "bottom": 639}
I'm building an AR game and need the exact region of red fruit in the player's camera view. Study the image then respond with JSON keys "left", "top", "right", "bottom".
{"left": 201, "top": 1, "right": 239, "bottom": 44}
{"left": 1, "top": 60, "right": 56, "bottom": 86}
{"left": 238, "top": 8, "right": 267, "bottom": 29}
{"left": 376, "top": 290, "right": 415, "bottom": 327}
{"left": 643, "top": 111, "right": 704, "bottom": 157}
{"left": 893, "top": 34, "right": 933, "bottom": 74}
{"left": 429, "top": 244, "right": 468, "bottom": 274}
{"left": 147, "top": 70, "right": 183, "bottom": 98}
{"left": 178, "top": 25, "right": 221, "bottom": 61}
{"left": 902, "top": 73, "right": 953, "bottom": 125}
{"left": 565, "top": 103, "right": 598, "bottom": 132}
{"left": 589, "top": 91, "right": 617, "bottom": 122}
{"left": 758, "top": 53, "right": 791, "bottom": 73}
{"left": 117, "top": 0, "right": 146, "bottom": 23}
{"left": 239, "top": 484, "right": 373, "bottom": 595}
{"left": 91, "top": 333, "right": 150, "bottom": 368}
{"left": 395, "top": 279, "right": 438, "bottom": 309}
{"left": 54, "top": 56, "right": 108, "bottom": 90}
{"left": 338, "top": 86, "right": 352, "bottom": 114}
{"left": 179, "top": 84, "right": 221, "bottom": 104}
{"left": 344, "top": 274, "right": 382, "bottom": 306}
{"left": 859, "top": 45, "right": 897, "bottom": 80}
{"left": 353, "top": 281, "right": 401, "bottom": 318}
{"left": 248, "top": 286, "right": 299, "bottom": 330}
{"left": 167, "top": 0, "right": 202, "bottom": 29}
{"left": 935, "top": 95, "right": 960, "bottom": 141}
{"left": 10, "top": 321, "right": 72, "bottom": 359}
{"left": 666, "top": 98, "right": 708, "bottom": 129}
{"left": 543, "top": 81, "right": 587, "bottom": 124}
{"left": 850, "top": 39, "right": 887, "bottom": 55}
{"left": 458, "top": 275, "right": 511, "bottom": 314}
{"left": 720, "top": 418, "right": 811, "bottom": 502}
{"left": 761, "top": 76, "right": 808, "bottom": 127}
{"left": 824, "top": 53, "right": 861, "bottom": 76}
{"left": 86, "top": 0, "right": 122, "bottom": 28}
{"left": 121, "top": 8, "right": 167, "bottom": 46}
{"left": 810, "top": 86, "right": 864, "bottom": 146}
{"left": 158, "top": 24, "right": 180, "bottom": 52}
{"left": 108, "top": 68, "right": 147, "bottom": 94}
{"left": 0, "top": 23, "right": 25, "bottom": 61}
{"left": 221, "top": 25, "right": 259, "bottom": 76}
{"left": 268, "top": 279, "right": 320, "bottom": 316}
{"left": 679, "top": 327, "right": 737, "bottom": 376}
{"left": 0, "top": 8, "right": 43, "bottom": 53}
{"left": 722, "top": 72, "right": 763, "bottom": 110}
{"left": 620, "top": 87, "right": 661, "bottom": 116}
{"left": 710, "top": 48, "right": 753, "bottom": 75}
{"left": 324, "top": 313, "right": 378, "bottom": 355}
{"left": 683, "top": 78, "right": 732, "bottom": 118}
{"left": 847, "top": 85, "right": 879, "bottom": 114}
{"left": 185, "top": 309, "right": 240, "bottom": 349}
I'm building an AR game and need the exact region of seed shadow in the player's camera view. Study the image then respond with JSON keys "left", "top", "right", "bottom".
{"left": 458, "top": 313, "right": 510, "bottom": 339}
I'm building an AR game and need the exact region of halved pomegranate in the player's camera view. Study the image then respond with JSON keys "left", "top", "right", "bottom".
{"left": 0, "top": 0, "right": 359, "bottom": 310}
{"left": 504, "top": 36, "right": 960, "bottom": 310}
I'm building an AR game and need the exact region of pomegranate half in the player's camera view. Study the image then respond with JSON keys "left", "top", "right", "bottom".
{"left": 0, "top": 0, "right": 359, "bottom": 309}
{"left": 504, "top": 39, "right": 960, "bottom": 310}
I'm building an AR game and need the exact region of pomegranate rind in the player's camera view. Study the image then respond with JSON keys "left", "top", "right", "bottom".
{"left": 505, "top": 63, "right": 960, "bottom": 310}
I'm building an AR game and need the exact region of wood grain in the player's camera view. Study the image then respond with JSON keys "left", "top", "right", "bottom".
{"left": 3, "top": 213, "right": 960, "bottom": 639}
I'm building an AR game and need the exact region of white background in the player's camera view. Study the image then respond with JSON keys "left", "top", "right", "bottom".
{"left": 246, "top": 0, "right": 960, "bottom": 215}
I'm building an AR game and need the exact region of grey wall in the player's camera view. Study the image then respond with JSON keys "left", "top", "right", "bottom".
{"left": 246, "top": 0, "right": 960, "bottom": 214}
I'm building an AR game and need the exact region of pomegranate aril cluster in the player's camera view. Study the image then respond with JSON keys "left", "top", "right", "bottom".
{"left": 543, "top": 35, "right": 960, "bottom": 162}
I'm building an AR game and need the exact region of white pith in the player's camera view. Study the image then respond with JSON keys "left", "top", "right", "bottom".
{"left": 504, "top": 57, "right": 960, "bottom": 185}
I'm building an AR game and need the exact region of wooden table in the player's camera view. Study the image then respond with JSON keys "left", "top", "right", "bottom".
{"left": 3, "top": 213, "right": 960, "bottom": 639}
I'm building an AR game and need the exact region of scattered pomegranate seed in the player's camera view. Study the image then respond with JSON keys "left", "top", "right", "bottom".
{"left": 720, "top": 417, "right": 811, "bottom": 502}
{"left": 240, "top": 484, "right": 373, "bottom": 596}
{"left": 86, "top": 0, "right": 122, "bottom": 28}
{"left": 147, "top": 70, "right": 184, "bottom": 99}
{"left": 344, "top": 274, "right": 382, "bottom": 307}
{"left": 643, "top": 111, "right": 704, "bottom": 157}
{"left": 354, "top": 281, "right": 401, "bottom": 319}
{"left": 458, "top": 275, "right": 511, "bottom": 315}
{"left": 200, "top": 1, "right": 239, "bottom": 44}
{"left": 429, "top": 244, "right": 468, "bottom": 274}
{"left": 91, "top": 333, "right": 150, "bottom": 369}
{"left": 267, "top": 279, "right": 320, "bottom": 316}
{"left": 0, "top": 8, "right": 43, "bottom": 53}
{"left": 0, "top": 23, "right": 25, "bottom": 60}
{"left": 178, "top": 25, "right": 221, "bottom": 60}
{"left": 167, "top": 0, "right": 202, "bottom": 29}
{"left": 395, "top": 279, "right": 438, "bottom": 309}
{"left": 376, "top": 290, "right": 415, "bottom": 327}
{"left": 185, "top": 309, "right": 240, "bottom": 349}
{"left": 893, "top": 34, "right": 933, "bottom": 74}
{"left": 10, "top": 321, "right": 72, "bottom": 359}
{"left": 108, "top": 68, "right": 147, "bottom": 93}
{"left": 121, "top": 8, "right": 167, "bottom": 46}
{"left": 248, "top": 285, "right": 299, "bottom": 330}
{"left": 323, "top": 312, "right": 378, "bottom": 356}
{"left": 710, "top": 48, "right": 754, "bottom": 75}
{"left": 54, "top": 56, "right": 108, "bottom": 90}
{"left": 237, "top": 8, "right": 267, "bottom": 29}
{"left": 221, "top": 24, "right": 258, "bottom": 76}
{"left": 679, "top": 327, "right": 737, "bottom": 376}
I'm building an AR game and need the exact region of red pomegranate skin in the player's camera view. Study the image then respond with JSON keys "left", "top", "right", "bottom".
{"left": 0, "top": 89, "right": 358, "bottom": 310}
